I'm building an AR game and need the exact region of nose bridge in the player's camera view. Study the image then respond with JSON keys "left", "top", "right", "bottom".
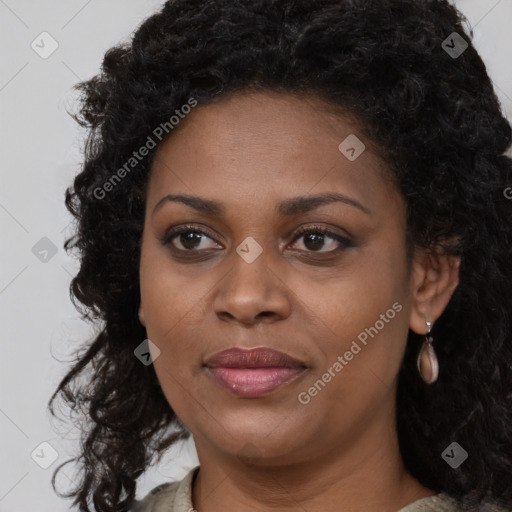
{"left": 229, "top": 235, "right": 275, "bottom": 294}
{"left": 213, "top": 234, "right": 291, "bottom": 322}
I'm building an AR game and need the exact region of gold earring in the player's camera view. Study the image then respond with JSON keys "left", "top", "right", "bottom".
{"left": 417, "top": 320, "right": 439, "bottom": 384}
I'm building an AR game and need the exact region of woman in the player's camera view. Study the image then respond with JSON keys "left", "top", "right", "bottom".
{"left": 48, "top": 0, "right": 512, "bottom": 511}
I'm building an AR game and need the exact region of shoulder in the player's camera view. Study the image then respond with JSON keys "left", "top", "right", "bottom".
{"left": 398, "top": 492, "right": 511, "bottom": 512}
{"left": 130, "top": 465, "right": 199, "bottom": 512}
{"left": 130, "top": 482, "right": 178, "bottom": 512}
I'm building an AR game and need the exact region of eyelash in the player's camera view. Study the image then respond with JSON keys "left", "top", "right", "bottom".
{"left": 161, "top": 223, "right": 354, "bottom": 256}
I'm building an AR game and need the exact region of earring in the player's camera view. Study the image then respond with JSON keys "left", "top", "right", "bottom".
{"left": 417, "top": 320, "right": 439, "bottom": 384}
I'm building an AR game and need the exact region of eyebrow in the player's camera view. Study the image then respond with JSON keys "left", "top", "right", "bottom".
{"left": 152, "top": 192, "right": 371, "bottom": 218}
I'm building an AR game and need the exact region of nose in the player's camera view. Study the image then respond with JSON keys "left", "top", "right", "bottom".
{"left": 212, "top": 245, "right": 292, "bottom": 325}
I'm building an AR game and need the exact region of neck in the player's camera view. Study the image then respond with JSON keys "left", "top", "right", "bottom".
{"left": 191, "top": 406, "right": 434, "bottom": 512}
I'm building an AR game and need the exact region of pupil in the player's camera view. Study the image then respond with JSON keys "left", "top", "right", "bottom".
{"left": 305, "top": 233, "right": 324, "bottom": 251}
{"left": 181, "top": 232, "right": 201, "bottom": 249}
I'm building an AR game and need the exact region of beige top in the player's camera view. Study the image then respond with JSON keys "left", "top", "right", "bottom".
{"left": 130, "top": 466, "right": 508, "bottom": 512}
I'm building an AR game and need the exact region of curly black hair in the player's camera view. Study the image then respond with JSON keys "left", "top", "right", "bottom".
{"left": 48, "top": 0, "right": 512, "bottom": 511}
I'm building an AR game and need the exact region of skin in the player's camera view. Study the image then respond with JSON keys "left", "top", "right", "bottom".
{"left": 138, "top": 91, "right": 460, "bottom": 512}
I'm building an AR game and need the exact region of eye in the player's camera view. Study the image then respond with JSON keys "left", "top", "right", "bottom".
{"left": 162, "top": 224, "right": 222, "bottom": 252}
{"left": 288, "top": 225, "right": 354, "bottom": 253}
{"left": 162, "top": 224, "right": 354, "bottom": 255}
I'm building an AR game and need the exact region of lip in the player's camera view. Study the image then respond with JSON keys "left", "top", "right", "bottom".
{"left": 204, "top": 347, "right": 308, "bottom": 398}
{"left": 204, "top": 347, "right": 306, "bottom": 369}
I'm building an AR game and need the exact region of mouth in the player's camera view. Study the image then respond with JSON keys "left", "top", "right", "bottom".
{"left": 203, "top": 347, "right": 308, "bottom": 398}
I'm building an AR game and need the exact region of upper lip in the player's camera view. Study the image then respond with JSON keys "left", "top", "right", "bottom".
{"left": 204, "top": 347, "right": 306, "bottom": 369}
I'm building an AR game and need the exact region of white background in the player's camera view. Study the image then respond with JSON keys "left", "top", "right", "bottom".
{"left": 1, "top": 1, "right": 511, "bottom": 510}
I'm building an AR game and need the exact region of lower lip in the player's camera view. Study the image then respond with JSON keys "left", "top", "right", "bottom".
{"left": 206, "top": 367, "right": 305, "bottom": 397}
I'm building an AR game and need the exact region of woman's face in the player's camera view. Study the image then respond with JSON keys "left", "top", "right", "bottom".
{"left": 139, "top": 91, "right": 421, "bottom": 465}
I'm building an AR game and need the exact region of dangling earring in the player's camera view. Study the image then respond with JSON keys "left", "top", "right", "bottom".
{"left": 417, "top": 320, "right": 439, "bottom": 384}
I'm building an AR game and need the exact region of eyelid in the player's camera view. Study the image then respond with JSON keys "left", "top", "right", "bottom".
{"left": 161, "top": 223, "right": 221, "bottom": 246}
{"left": 288, "top": 224, "right": 354, "bottom": 244}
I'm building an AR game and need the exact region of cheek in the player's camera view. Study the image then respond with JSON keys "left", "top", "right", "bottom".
{"left": 305, "top": 242, "right": 410, "bottom": 384}
{"left": 140, "top": 235, "right": 203, "bottom": 336}
{"left": 139, "top": 237, "right": 219, "bottom": 387}
{"left": 139, "top": 253, "right": 201, "bottom": 411}
{"left": 309, "top": 246, "right": 406, "bottom": 334}
{"left": 295, "top": 277, "right": 408, "bottom": 437}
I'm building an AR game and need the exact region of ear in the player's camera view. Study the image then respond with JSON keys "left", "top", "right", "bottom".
{"left": 138, "top": 303, "right": 146, "bottom": 326}
{"left": 409, "top": 247, "right": 460, "bottom": 334}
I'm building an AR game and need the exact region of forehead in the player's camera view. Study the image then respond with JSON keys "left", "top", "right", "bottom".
{"left": 147, "top": 91, "right": 400, "bottom": 218}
